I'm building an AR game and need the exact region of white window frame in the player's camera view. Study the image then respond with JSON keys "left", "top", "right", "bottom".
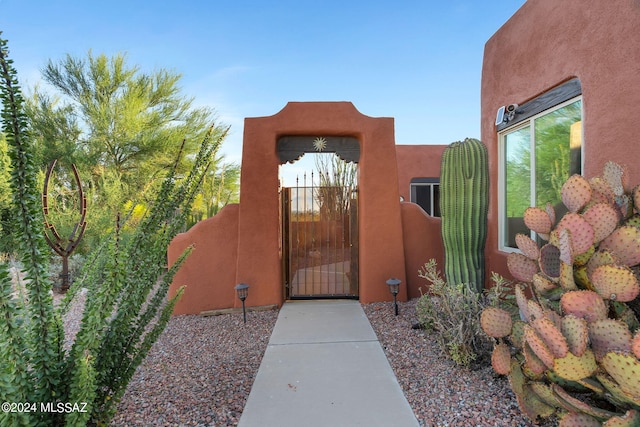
{"left": 498, "top": 96, "right": 583, "bottom": 252}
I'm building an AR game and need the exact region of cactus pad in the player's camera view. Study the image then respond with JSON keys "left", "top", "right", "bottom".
{"left": 558, "top": 413, "right": 601, "bottom": 427}
{"left": 560, "top": 260, "right": 578, "bottom": 291}
{"left": 508, "top": 252, "right": 539, "bottom": 283}
{"left": 524, "top": 324, "right": 555, "bottom": 368}
{"left": 589, "top": 319, "right": 632, "bottom": 361}
{"left": 574, "top": 245, "right": 595, "bottom": 267}
{"left": 524, "top": 206, "right": 553, "bottom": 236}
{"left": 632, "top": 331, "right": 640, "bottom": 359}
{"left": 590, "top": 264, "right": 640, "bottom": 302}
{"left": 604, "top": 409, "right": 640, "bottom": 427}
{"left": 589, "top": 177, "right": 616, "bottom": 206}
{"left": 583, "top": 202, "right": 620, "bottom": 244}
{"left": 553, "top": 349, "right": 597, "bottom": 381}
{"left": 561, "top": 314, "right": 589, "bottom": 357}
{"left": 586, "top": 250, "right": 619, "bottom": 277}
{"left": 601, "top": 352, "right": 640, "bottom": 398}
{"left": 625, "top": 214, "right": 640, "bottom": 229}
{"left": 516, "top": 233, "right": 541, "bottom": 260}
{"left": 516, "top": 384, "right": 556, "bottom": 422}
{"left": 600, "top": 225, "right": 640, "bottom": 267}
{"left": 562, "top": 174, "right": 592, "bottom": 213}
{"left": 529, "top": 382, "right": 564, "bottom": 409}
{"left": 633, "top": 185, "right": 640, "bottom": 212}
{"left": 557, "top": 213, "right": 595, "bottom": 256}
{"left": 528, "top": 300, "right": 545, "bottom": 321}
{"left": 491, "top": 342, "right": 512, "bottom": 375}
{"left": 553, "top": 383, "right": 619, "bottom": 420}
{"left": 510, "top": 320, "right": 526, "bottom": 350}
{"left": 546, "top": 202, "right": 557, "bottom": 227}
{"left": 533, "top": 272, "right": 559, "bottom": 293}
{"left": 558, "top": 228, "right": 574, "bottom": 265}
{"left": 596, "top": 373, "right": 640, "bottom": 409}
{"left": 515, "top": 284, "right": 531, "bottom": 321}
{"left": 480, "top": 306, "right": 513, "bottom": 338}
{"left": 560, "top": 290, "right": 608, "bottom": 323}
{"left": 540, "top": 243, "right": 562, "bottom": 279}
{"left": 532, "top": 317, "right": 569, "bottom": 358}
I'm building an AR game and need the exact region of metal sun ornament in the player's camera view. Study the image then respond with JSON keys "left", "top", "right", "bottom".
{"left": 313, "top": 136, "right": 327, "bottom": 152}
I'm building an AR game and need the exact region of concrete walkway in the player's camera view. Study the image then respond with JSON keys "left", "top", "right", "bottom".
{"left": 238, "top": 300, "right": 420, "bottom": 427}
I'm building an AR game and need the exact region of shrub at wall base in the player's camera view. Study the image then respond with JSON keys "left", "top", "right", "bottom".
{"left": 439, "top": 138, "right": 489, "bottom": 292}
{"left": 481, "top": 161, "right": 640, "bottom": 426}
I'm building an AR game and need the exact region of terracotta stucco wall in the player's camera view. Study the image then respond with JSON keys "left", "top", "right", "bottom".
{"left": 481, "top": 0, "right": 640, "bottom": 282}
{"left": 168, "top": 204, "right": 240, "bottom": 314}
{"left": 395, "top": 145, "right": 447, "bottom": 202}
{"left": 400, "top": 202, "right": 443, "bottom": 299}
{"left": 395, "top": 144, "right": 447, "bottom": 297}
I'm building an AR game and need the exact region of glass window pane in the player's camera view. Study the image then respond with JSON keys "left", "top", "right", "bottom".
{"left": 410, "top": 184, "right": 439, "bottom": 216}
{"left": 504, "top": 126, "right": 531, "bottom": 248}
{"left": 534, "top": 100, "right": 582, "bottom": 210}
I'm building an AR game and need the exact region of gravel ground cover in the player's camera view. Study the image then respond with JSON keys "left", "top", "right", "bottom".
{"left": 110, "top": 311, "right": 278, "bottom": 426}
{"left": 363, "top": 299, "right": 557, "bottom": 427}
{"left": 107, "top": 298, "right": 555, "bottom": 427}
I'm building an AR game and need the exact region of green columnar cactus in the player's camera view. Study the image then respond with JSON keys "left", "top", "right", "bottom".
{"left": 439, "top": 138, "right": 489, "bottom": 292}
{"left": 482, "top": 161, "right": 640, "bottom": 426}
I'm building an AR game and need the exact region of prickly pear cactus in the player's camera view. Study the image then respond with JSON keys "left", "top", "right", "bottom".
{"left": 481, "top": 162, "right": 640, "bottom": 426}
{"left": 439, "top": 138, "right": 489, "bottom": 292}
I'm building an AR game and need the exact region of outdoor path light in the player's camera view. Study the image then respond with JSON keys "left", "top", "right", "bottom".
{"left": 235, "top": 283, "right": 249, "bottom": 323}
{"left": 386, "top": 278, "right": 401, "bottom": 316}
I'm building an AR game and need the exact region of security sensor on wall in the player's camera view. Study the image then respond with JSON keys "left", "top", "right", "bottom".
{"left": 495, "top": 106, "right": 506, "bottom": 126}
{"left": 496, "top": 103, "right": 519, "bottom": 126}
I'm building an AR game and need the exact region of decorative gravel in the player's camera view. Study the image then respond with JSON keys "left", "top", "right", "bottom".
{"left": 110, "top": 311, "right": 278, "bottom": 426}
{"left": 53, "top": 295, "right": 557, "bottom": 426}
{"left": 363, "top": 299, "right": 557, "bottom": 427}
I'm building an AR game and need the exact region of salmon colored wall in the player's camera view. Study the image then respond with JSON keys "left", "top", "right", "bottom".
{"left": 236, "top": 102, "right": 407, "bottom": 307}
{"left": 394, "top": 144, "right": 447, "bottom": 298}
{"left": 395, "top": 145, "right": 447, "bottom": 202}
{"left": 481, "top": 0, "right": 640, "bottom": 284}
{"left": 400, "top": 202, "right": 444, "bottom": 299}
{"left": 168, "top": 204, "right": 240, "bottom": 315}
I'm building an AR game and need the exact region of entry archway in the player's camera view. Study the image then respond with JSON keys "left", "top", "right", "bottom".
{"left": 235, "top": 102, "right": 407, "bottom": 306}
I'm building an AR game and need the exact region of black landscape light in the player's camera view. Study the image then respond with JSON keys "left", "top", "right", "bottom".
{"left": 235, "top": 283, "right": 250, "bottom": 323}
{"left": 386, "top": 278, "right": 401, "bottom": 316}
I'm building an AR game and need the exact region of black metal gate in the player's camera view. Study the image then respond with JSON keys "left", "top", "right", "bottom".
{"left": 281, "top": 174, "right": 358, "bottom": 299}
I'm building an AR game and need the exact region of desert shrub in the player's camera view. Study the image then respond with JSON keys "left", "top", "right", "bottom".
{"left": 416, "top": 259, "right": 496, "bottom": 367}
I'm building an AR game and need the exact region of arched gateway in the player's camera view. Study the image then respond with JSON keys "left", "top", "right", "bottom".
{"left": 168, "top": 102, "right": 409, "bottom": 314}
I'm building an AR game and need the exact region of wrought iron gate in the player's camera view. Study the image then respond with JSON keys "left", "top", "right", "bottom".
{"left": 281, "top": 174, "right": 358, "bottom": 299}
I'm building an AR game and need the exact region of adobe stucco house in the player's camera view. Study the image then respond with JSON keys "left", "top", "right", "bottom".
{"left": 168, "top": 0, "right": 640, "bottom": 314}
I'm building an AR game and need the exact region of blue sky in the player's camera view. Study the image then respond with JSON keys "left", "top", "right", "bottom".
{"left": 1, "top": 0, "right": 526, "bottom": 184}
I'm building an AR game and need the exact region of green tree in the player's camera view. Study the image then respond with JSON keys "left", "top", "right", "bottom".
{"left": 26, "top": 51, "right": 237, "bottom": 250}
{"left": 187, "top": 155, "right": 240, "bottom": 229}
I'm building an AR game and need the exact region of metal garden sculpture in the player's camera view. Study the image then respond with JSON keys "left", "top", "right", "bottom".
{"left": 42, "top": 159, "right": 87, "bottom": 290}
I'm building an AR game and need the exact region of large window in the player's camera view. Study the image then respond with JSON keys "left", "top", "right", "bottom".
{"left": 410, "top": 178, "right": 440, "bottom": 217}
{"left": 499, "top": 90, "right": 582, "bottom": 251}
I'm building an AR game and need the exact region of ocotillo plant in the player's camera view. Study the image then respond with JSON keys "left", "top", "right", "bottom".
{"left": 439, "top": 138, "right": 489, "bottom": 292}
{"left": 0, "top": 34, "right": 222, "bottom": 426}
